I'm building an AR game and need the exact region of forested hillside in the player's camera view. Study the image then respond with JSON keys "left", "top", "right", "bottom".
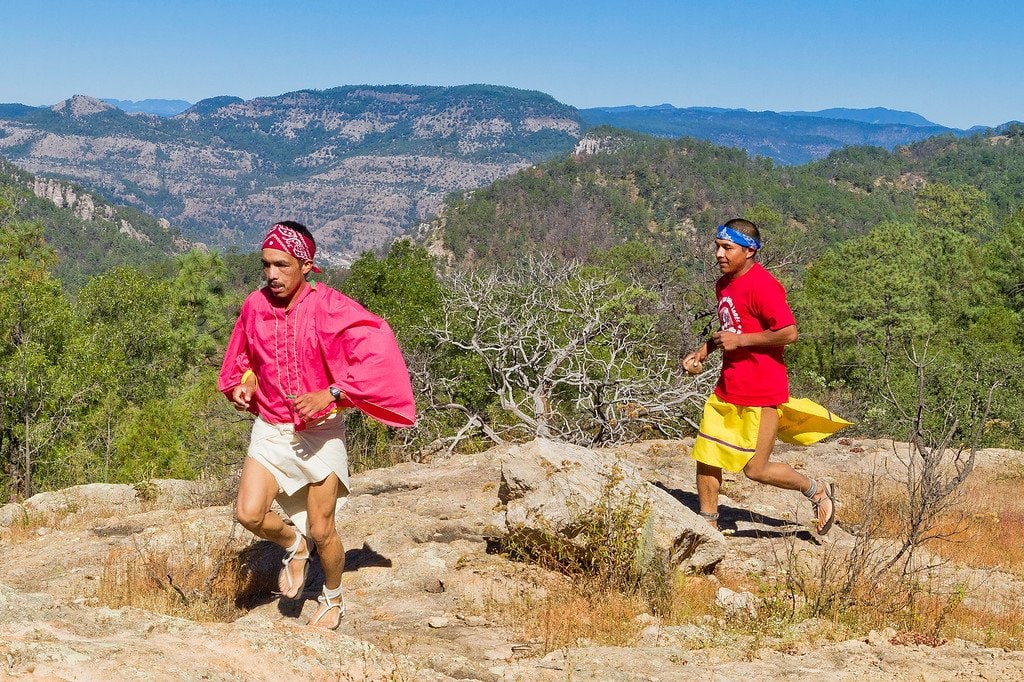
{"left": 4, "top": 124, "right": 1023, "bottom": 502}
{"left": 431, "top": 126, "right": 1024, "bottom": 267}
{"left": 430, "top": 128, "right": 912, "bottom": 267}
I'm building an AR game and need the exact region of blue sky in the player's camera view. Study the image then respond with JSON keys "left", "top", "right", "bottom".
{"left": 3, "top": 0, "right": 1021, "bottom": 129}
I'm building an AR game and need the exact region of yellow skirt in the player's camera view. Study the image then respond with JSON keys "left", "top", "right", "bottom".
{"left": 691, "top": 394, "right": 852, "bottom": 472}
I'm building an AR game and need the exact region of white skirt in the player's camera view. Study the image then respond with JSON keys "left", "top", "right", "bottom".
{"left": 247, "top": 412, "right": 350, "bottom": 536}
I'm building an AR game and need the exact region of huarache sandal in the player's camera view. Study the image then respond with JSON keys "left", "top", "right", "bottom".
{"left": 308, "top": 585, "right": 345, "bottom": 630}
{"left": 278, "top": 532, "right": 309, "bottom": 600}
{"left": 699, "top": 510, "right": 720, "bottom": 529}
{"left": 809, "top": 481, "right": 837, "bottom": 535}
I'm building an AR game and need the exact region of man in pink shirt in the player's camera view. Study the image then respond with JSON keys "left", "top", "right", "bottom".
{"left": 682, "top": 218, "right": 836, "bottom": 535}
{"left": 219, "top": 221, "right": 415, "bottom": 629}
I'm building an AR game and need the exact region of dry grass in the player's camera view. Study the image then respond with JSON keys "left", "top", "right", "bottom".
{"left": 832, "top": 472, "right": 905, "bottom": 535}
{"left": 0, "top": 507, "right": 79, "bottom": 545}
{"left": 659, "top": 574, "right": 724, "bottom": 625}
{"left": 486, "top": 571, "right": 726, "bottom": 653}
{"left": 513, "top": 579, "right": 647, "bottom": 650}
{"left": 767, "top": 469, "right": 1024, "bottom": 650}
{"left": 926, "top": 475, "right": 1024, "bottom": 576}
{"left": 96, "top": 525, "right": 248, "bottom": 622}
{"left": 833, "top": 470, "right": 1024, "bottom": 576}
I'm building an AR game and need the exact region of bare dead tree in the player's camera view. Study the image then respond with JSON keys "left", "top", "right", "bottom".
{"left": 875, "top": 343, "right": 996, "bottom": 576}
{"left": 780, "top": 341, "right": 998, "bottom": 620}
{"left": 419, "top": 255, "right": 714, "bottom": 449}
{"left": 400, "top": 349, "right": 509, "bottom": 458}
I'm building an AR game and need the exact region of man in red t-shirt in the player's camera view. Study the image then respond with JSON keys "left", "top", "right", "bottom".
{"left": 682, "top": 218, "right": 836, "bottom": 534}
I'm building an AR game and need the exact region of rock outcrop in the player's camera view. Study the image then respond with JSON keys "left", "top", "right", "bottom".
{"left": 498, "top": 439, "right": 726, "bottom": 572}
{"left": 2, "top": 438, "right": 1024, "bottom": 680}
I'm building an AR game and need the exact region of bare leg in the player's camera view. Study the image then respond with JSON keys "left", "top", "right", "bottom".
{"left": 696, "top": 461, "right": 723, "bottom": 528}
{"left": 235, "top": 457, "right": 307, "bottom": 594}
{"left": 742, "top": 407, "right": 834, "bottom": 530}
{"left": 305, "top": 473, "right": 345, "bottom": 628}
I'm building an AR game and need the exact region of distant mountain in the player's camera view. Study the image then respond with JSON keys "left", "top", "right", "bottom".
{"left": 0, "top": 87, "right": 1000, "bottom": 260}
{"left": 779, "top": 107, "right": 938, "bottom": 127}
{"left": 579, "top": 105, "right": 965, "bottom": 165}
{"left": 0, "top": 87, "right": 580, "bottom": 263}
{"left": 101, "top": 98, "right": 193, "bottom": 117}
{"left": 0, "top": 103, "right": 41, "bottom": 118}
{"left": 0, "top": 155, "right": 191, "bottom": 286}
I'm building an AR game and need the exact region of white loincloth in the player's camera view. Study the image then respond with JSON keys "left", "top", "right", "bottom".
{"left": 247, "top": 412, "right": 350, "bottom": 536}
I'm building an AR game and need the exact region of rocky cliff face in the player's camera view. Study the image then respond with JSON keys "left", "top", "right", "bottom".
{"left": 0, "top": 156, "right": 192, "bottom": 266}
{"left": 30, "top": 175, "right": 177, "bottom": 247}
{"left": 0, "top": 89, "right": 581, "bottom": 263}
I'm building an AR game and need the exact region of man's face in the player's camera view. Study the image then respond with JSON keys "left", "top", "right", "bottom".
{"left": 262, "top": 248, "right": 312, "bottom": 302}
{"left": 714, "top": 238, "right": 756, "bottom": 276}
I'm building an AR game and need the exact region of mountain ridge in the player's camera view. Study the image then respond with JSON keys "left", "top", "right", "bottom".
{"left": 578, "top": 104, "right": 967, "bottom": 165}
{"left": 0, "top": 87, "right": 581, "bottom": 263}
{"left": 101, "top": 98, "right": 193, "bottom": 117}
{"left": 779, "top": 106, "right": 939, "bottom": 127}
{"left": 0, "top": 87, "right": 1009, "bottom": 259}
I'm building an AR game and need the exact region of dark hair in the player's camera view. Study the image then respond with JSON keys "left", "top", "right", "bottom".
{"left": 275, "top": 220, "right": 315, "bottom": 248}
{"left": 724, "top": 217, "right": 761, "bottom": 243}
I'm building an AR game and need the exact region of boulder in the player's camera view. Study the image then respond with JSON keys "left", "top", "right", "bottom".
{"left": 142, "top": 478, "right": 229, "bottom": 509}
{"left": 716, "top": 586, "right": 758, "bottom": 618}
{"left": 23, "top": 483, "right": 140, "bottom": 517}
{"left": 0, "top": 503, "right": 23, "bottom": 528}
{"left": 497, "top": 438, "right": 726, "bottom": 573}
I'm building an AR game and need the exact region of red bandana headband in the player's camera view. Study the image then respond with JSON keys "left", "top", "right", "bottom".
{"left": 262, "top": 223, "right": 321, "bottom": 272}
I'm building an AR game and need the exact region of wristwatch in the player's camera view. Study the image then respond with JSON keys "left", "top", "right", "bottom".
{"left": 329, "top": 386, "right": 343, "bottom": 401}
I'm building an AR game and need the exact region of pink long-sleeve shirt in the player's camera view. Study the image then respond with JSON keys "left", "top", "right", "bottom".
{"left": 218, "top": 281, "right": 416, "bottom": 430}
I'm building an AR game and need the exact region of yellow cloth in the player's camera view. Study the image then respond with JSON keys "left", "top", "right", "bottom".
{"left": 776, "top": 397, "right": 853, "bottom": 445}
{"left": 691, "top": 394, "right": 852, "bottom": 472}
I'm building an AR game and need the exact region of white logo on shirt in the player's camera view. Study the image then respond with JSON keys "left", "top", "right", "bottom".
{"left": 719, "top": 296, "right": 742, "bottom": 333}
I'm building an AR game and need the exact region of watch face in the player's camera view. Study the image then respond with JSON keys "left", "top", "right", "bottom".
{"left": 330, "top": 387, "right": 342, "bottom": 399}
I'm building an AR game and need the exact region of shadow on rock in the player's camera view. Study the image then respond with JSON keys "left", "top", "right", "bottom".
{"left": 233, "top": 539, "right": 393, "bottom": 613}
{"left": 654, "top": 482, "right": 815, "bottom": 541}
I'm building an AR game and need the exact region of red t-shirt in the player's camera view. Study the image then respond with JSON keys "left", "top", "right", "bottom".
{"left": 713, "top": 262, "right": 796, "bottom": 407}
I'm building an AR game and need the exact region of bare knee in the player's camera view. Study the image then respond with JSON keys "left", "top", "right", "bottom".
{"left": 235, "top": 502, "right": 267, "bottom": 533}
{"left": 743, "top": 463, "right": 769, "bottom": 484}
{"left": 308, "top": 519, "right": 339, "bottom": 548}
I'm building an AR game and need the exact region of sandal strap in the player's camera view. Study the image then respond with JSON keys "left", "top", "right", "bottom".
{"left": 803, "top": 478, "right": 819, "bottom": 499}
{"left": 282, "top": 533, "right": 309, "bottom": 566}
{"left": 278, "top": 533, "right": 310, "bottom": 597}
{"left": 311, "top": 588, "right": 346, "bottom": 625}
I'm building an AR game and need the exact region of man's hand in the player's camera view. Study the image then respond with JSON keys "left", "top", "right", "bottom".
{"left": 292, "top": 390, "right": 335, "bottom": 422}
{"left": 682, "top": 349, "right": 707, "bottom": 375}
{"left": 712, "top": 330, "right": 744, "bottom": 352}
{"left": 712, "top": 325, "right": 796, "bottom": 352}
{"left": 230, "top": 380, "right": 257, "bottom": 411}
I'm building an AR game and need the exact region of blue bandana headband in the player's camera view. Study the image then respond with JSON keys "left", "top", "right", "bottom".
{"left": 716, "top": 225, "right": 761, "bottom": 250}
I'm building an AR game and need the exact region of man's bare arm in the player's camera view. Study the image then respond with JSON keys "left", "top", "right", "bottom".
{"left": 712, "top": 324, "right": 797, "bottom": 352}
